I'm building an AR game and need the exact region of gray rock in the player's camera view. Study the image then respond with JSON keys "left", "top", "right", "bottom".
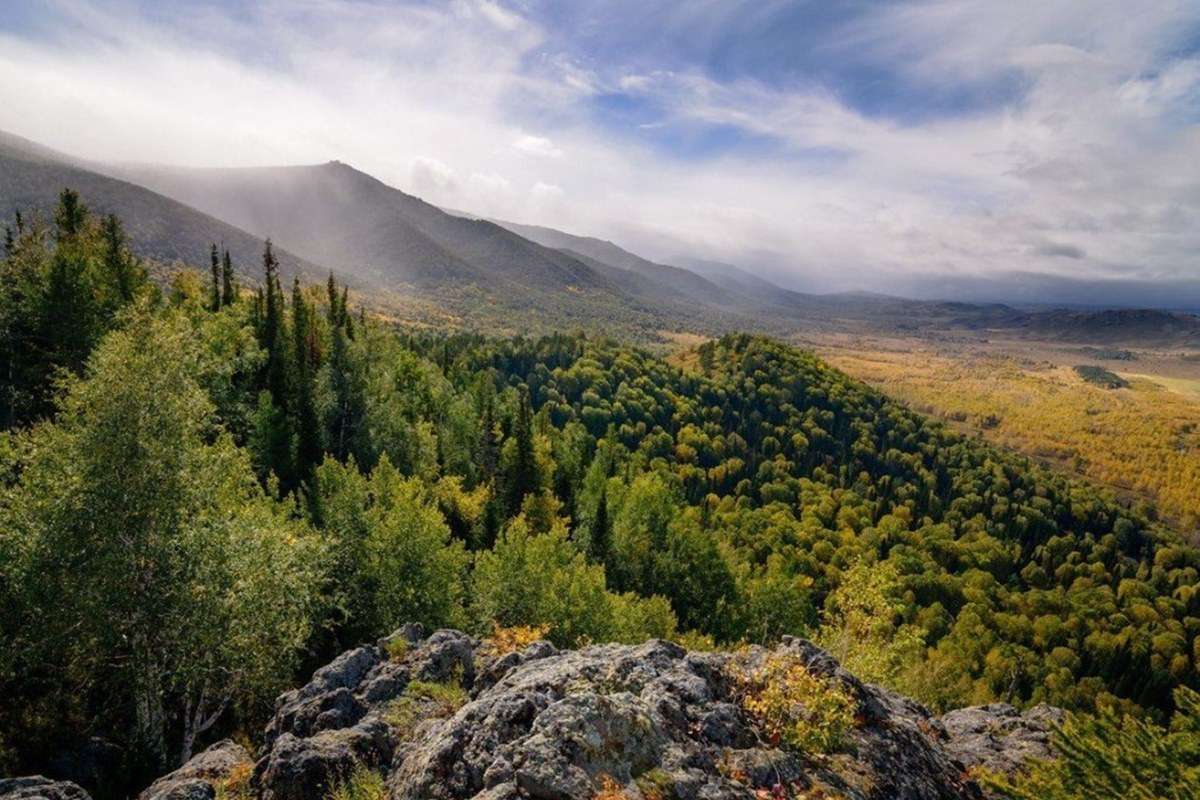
{"left": 137, "top": 741, "right": 251, "bottom": 800}
{"left": 240, "top": 627, "right": 1058, "bottom": 800}
{"left": 0, "top": 777, "right": 91, "bottom": 800}
{"left": 253, "top": 721, "right": 392, "bottom": 800}
{"left": 940, "top": 703, "right": 1064, "bottom": 777}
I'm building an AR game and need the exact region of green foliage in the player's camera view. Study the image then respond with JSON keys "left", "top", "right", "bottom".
{"left": 1073, "top": 365, "right": 1129, "bottom": 389}
{"left": 314, "top": 456, "right": 469, "bottom": 640}
{"left": 0, "top": 311, "right": 322, "bottom": 766}
{"left": 471, "top": 513, "right": 677, "bottom": 647}
{"left": 816, "top": 561, "right": 929, "bottom": 701}
{"left": 380, "top": 677, "right": 468, "bottom": 739}
{"left": 5, "top": 197, "right": 1200, "bottom": 782}
{"left": 0, "top": 191, "right": 149, "bottom": 426}
{"left": 734, "top": 653, "right": 859, "bottom": 754}
{"left": 326, "top": 765, "right": 386, "bottom": 800}
{"left": 981, "top": 686, "right": 1200, "bottom": 800}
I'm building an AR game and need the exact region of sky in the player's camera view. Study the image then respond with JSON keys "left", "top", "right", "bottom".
{"left": 0, "top": 0, "right": 1198, "bottom": 303}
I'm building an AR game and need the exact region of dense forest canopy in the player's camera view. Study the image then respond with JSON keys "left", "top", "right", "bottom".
{"left": 1, "top": 193, "right": 1198, "bottom": 789}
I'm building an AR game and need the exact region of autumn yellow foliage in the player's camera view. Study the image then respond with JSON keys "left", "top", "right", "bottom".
{"left": 826, "top": 349, "right": 1200, "bottom": 531}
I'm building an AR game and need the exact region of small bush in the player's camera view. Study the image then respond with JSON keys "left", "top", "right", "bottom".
{"left": 381, "top": 676, "right": 468, "bottom": 738}
{"left": 215, "top": 762, "right": 253, "bottom": 800}
{"left": 733, "top": 654, "right": 858, "bottom": 754}
{"left": 482, "top": 622, "right": 551, "bottom": 656}
{"left": 383, "top": 636, "right": 410, "bottom": 662}
{"left": 635, "top": 768, "right": 675, "bottom": 800}
{"left": 592, "top": 775, "right": 631, "bottom": 800}
{"left": 326, "top": 765, "right": 385, "bottom": 800}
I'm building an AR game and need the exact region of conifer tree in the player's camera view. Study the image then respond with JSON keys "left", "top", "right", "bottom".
{"left": 43, "top": 192, "right": 97, "bottom": 377}
{"left": 477, "top": 395, "right": 498, "bottom": 482}
{"left": 291, "top": 278, "right": 322, "bottom": 485}
{"left": 220, "top": 249, "right": 236, "bottom": 306}
{"left": 260, "top": 240, "right": 289, "bottom": 409}
{"left": 590, "top": 488, "right": 609, "bottom": 562}
{"left": 100, "top": 214, "right": 144, "bottom": 307}
{"left": 53, "top": 189, "right": 87, "bottom": 239}
{"left": 505, "top": 385, "right": 537, "bottom": 515}
{"left": 342, "top": 287, "right": 354, "bottom": 338}
{"left": 209, "top": 244, "right": 221, "bottom": 311}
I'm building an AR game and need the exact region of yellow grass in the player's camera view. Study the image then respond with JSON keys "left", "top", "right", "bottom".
{"left": 824, "top": 348, "right": 1200, "bottom": 532}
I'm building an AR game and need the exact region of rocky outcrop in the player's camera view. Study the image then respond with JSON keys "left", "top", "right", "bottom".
{"left": 0, "top": 778, "right": 91, "bottom": 800}
{"left": 137, "top": 740, "right": 252, "bottom": 800}
{"left": 940, "top": 704, "right": 1063, "bottom": 778}
{"left": 249, "top": 626, "right": 1059, "bottom": 800}
{"left": 7, "top": 629, "right": 1063, "bottom": 800}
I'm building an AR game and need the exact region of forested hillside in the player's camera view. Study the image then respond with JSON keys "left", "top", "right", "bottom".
{"left": 2, "top": 196, "right": 1199, "bottom": 792}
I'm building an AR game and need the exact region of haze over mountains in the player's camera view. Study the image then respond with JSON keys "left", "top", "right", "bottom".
{"left": 2, "top": 127, "right": 1199, "bottom": 345}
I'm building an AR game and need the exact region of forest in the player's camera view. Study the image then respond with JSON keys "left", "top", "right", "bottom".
{"left": 826, "top": 346, "right": 1200, "bottom": 530}
{"left": 2, "top": 193, "right": 1199, "bottom": 792}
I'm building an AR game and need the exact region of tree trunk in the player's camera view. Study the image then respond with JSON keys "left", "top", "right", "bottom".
{"left": 133, "top": 656, "right": 167, "bottom": 766}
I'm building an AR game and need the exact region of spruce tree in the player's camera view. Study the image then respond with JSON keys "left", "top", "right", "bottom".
{"left": 209, "top": 243, "right": 221, "bottom": 311}
{"left": 291, "top": 278, "right": 322, "bottom": 486}
{"left": 260, "top": 240, "right": 289, "bottom": 408}
{"left": 221, "top": 249, "right": 236, "bottom": 306}
{"left": 342, "top": 287, "right": 354, "bottom": 338}
{"left": 326, "top": 272, "right": 339, "bottom": 324}
{"left": 505, "top": 385, "right": 537, "bottom": 515}
{"left": 590, "top": 489, "right": 609, "bottom": 563}
{"left": 101, "top": 214, "right": 144, "bottom": 306}
{"left": 53, "top": 188, "right": 87, "bottom": 239}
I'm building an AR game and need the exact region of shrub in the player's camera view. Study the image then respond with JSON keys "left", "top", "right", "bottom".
{"left": 979, "top": 686, "right": 1200, "bottom": 800}
{"left": 326, "top": 765, "right": 385, "bottom": 800}
{"left": 381, "top": 676, "right": 468, "bottom": 739}
{"left": 733, "top": 654, "right": 858, "bottom": 754}
{"left": 482, "top": 622, "right": 552, "bottom": 656}
{"left": 215, "top": 762, "right": 253, "bottom": 800}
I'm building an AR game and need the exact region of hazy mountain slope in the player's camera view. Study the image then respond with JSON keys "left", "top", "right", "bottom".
{"left": 490, "top": 217, "right": 771, "bottom": 311}
{"left": 106, "top": 161, "right": 617, "bottom": 294}
{"left": 1002, "top": 308, "right": 1200, "bottom": 346}
{"left": 0, "top": 133, "right": 320, "bottom": 282}
{"left": 673, "top": 255, "right": 802, "bottom": 301}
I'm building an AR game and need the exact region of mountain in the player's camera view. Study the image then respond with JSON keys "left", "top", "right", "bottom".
{"left": 485, "top": 217, "right": 814, "bottom": 314}
{"left": 673, "top": 254, "right": 803, "bottom": 300}
{"left": 0, "top": 131, "right": 320, "bottom": 282}
{"left": 1007, "top": 308, "right": 1200, "bottom": 346}
{"left": 103, "top": 162, "right": 619, "bottom": 294}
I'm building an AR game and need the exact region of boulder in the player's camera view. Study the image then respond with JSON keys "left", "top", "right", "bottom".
{"left": 940, "top": 703, "right": 1063, "bottom": 777}
{"left": 0, "top": 778, "right": 91, "bottom": 800}
{"left": 137, "top": 741, "right": 252, "bottom": 800}
{"left": 233, "top": 627, "right": 1061, "bottom": 800}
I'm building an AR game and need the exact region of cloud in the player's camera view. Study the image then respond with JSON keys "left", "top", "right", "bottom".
{"left": 410, "top": 156, "right": 459, "bottom": 200}
{"left": 0, "top": 0, "right": 1196, "bottom": 300}
{"left": 513, "top": 134, "right": 564, "bottom": 159}
{"left": 1035, "top": 241, "right": 1086, "bottom": 260}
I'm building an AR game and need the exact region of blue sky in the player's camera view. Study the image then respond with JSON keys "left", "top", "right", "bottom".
{"left": 1, "top": 0, "right": 1199, "bottom": 300}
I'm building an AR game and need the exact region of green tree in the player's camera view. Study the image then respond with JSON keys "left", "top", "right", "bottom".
{"left": 504, "top": 385, "right": 537, "bottom": 515}
{"left": 220, "top": 248, "right": 236, "bottom": 307}
{"left": 291, "top": 278, "right": 322, "bottom": 486}
{"left": 471, "top": 513, "right": 676, "bottom": 647}
{"left": 0, "top": 312, "right": 323, "bottom": 767}
{"left": 982, "top": 686, "right": 1200, "bottom": 799}
{"left": 209, "top": 243, "right": 221, "bottom": 311}
{"left": 314, "top": 456, "right": 468, "bottom": 639}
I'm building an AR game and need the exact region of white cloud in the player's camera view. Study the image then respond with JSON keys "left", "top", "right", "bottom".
{"left": 513, "top": 134, "right": 564, "bottom": 159}
{"left": 410, "top": 156, "right": 459, "bottom": 200}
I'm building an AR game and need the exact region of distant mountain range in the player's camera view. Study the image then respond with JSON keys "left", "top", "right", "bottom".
{"left": 0, "top": 131, "right": 320, "bottom": 282}
{"left": 2, "top": 128, "right": 1198, "bottom": 346}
